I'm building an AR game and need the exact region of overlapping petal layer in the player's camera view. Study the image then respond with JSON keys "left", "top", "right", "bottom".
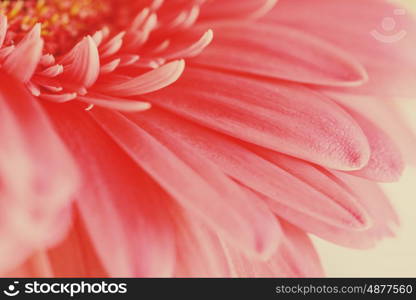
{"left": 0, "top": 74, "right": 78, "bottom": 272}
{"left": 0, "top": 0, "right": 414, "bottom": 278}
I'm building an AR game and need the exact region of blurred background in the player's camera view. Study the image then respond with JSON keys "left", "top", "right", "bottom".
{"left": 315, "top": 0, "right": 416, "bottom": 277}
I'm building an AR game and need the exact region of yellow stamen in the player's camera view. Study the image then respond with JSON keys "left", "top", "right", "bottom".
{"left": 1, "top": 0, "right": 112, "bottom": 53}
{"left": 8, "top": 0, "right": 24, "bottom": 19}
{"left": 3, "top": 0, "right": 110, "bottom": 37}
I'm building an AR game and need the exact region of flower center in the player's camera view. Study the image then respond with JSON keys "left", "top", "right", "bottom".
{"left": 0, "top": 0, "right": 128, "bottom": 53}
{"left": 0, "top": 0, "right": 211, "bottom": 112}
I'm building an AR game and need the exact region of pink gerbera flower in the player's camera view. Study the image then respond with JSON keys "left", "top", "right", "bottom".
{"left": 1, "top": 0, "right": 415, "bottom": 277}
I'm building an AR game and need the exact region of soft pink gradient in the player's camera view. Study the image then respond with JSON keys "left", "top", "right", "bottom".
{"left": 0, "top": 0, "right": 415, "bottom": 277}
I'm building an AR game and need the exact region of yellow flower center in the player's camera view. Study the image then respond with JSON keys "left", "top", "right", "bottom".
{"left": 1, "top": 0, "right": 115, "bottom": 53}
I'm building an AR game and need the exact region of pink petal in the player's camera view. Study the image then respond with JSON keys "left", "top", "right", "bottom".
{"left": 26, "top": 81, "right": 41, "bottom": 96}
{"left": 3, "top": 24, "right": 44, "bottom": 82}
{"left": 277, "top": 221, "right": 324, "bottom": 277}
{"left": 100, "top": 59, "right": 121, "bottom": 74}
{"left": 267, "top": 0, "right": 416, "bottom": 96}
{"left": 173, "top": 215, "right": 232, "bottom": 277}
{"left": 123, "top": 12, "right": 157, "bottom": 51}
{"left": 45, "top": 104, "right": 176, "bottom": 277}
{"left": 160, "top": 29, "right": 213, "bottom": 60}
{"left": 7, "top": 210, "right": 107, "bottom": 277}
{"left": 40, "top": 54, "right": 56, "bottom": 67}
{"left": 190, "top": 23, "right": 368, "bottom": 87}
{"left": 39, "top": 64, "right": 64, "bottom": 77}
{"left": 143, "top": 67, "right": 370, "bottom": 170}
{"left": 5, "top": 252, "right": 54, "bottom": 278}
{"left": 338, "top": 104, "right": 404, "bottom": 182}
{"left": 95, "top": 60, "right": 185, "bottom": 96}
{"left": 117, "top": 54, "right": 140, "bottom": 67}
{"left": 99, "top": 31, "right": 125, "bottom": 58}
{"left": 154, "top": 1, "right": 199, "bottom": 31}
{"left": 327, "top": 171, "right": 399, "bottom": 248}
{"left": 78, "top": 94, "right": 151, "bottom": 112}
{"left": 325, "top": 91, "right": 416, "bottom": 166}
{"left": 0, "top": 14, "right": 7, "bottom": 47}
{"left": 40, "top": 92, "right": 77, "bottom": 103}
{"left": 222, "top": 221, "right": 324, "bottom": 277}
{"left": 131, "top": 108, "right": 372, "bottom": 232}
{"left": 92, "top": 30, "right": 105, "bottom": 46}
{"left": 0, "top": 75, "right": 78, "bottom": 271}
{"left": 46, "top": 210, "right": 108, "bottom": 277}
{"left": 91, "top": 108, "right": 282, "bottom": 258}
{"left": 0, "top": 45, "right": 14, "bottom": 61}
{"left": 200, "top": 0, "right": 278, "bottom": 20}
{"left": 58, "top": 36, "right": 100, "bottom": 91}
{"left": 253, "top": 157, "right": 398, "bottom": 248}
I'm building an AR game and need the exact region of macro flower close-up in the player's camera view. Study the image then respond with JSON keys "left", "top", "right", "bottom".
{"left": 1, "top": 0, "right": 416, "bottom": 278}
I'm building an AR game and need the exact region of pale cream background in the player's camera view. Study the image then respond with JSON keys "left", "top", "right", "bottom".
{"left": 314, "top": 0, "right": 416, "bottom": 277}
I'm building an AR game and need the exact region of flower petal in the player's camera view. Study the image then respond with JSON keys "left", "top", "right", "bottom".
{"left": 190, "top": 23, "right": 368, "bottom": 87}
{"left": 78, "top": 94, "right": 151, "bottom": 112}
{"left": 0, "top": 75, "right": 78, "bottom": 272}
{"left": 7, "top": 210, "right": 107, "bottom": 277}
{"left": 58, "top": 36, "right": 100, "bottom": 91}
{"left": 255, "top": 160, "right": 398, "bottom": 248}
{"left": 131, "top": 108, "right": 372, "bottom": 232}
{"left": 45, "top": 103, "right": 176, "bottom": 277}
{"left": 325, "top": 91, "right": 416, "bottom": 166}
{"left": 157, "top": 29, "right": 213, "bottom": 60}
{"left": 338, "top": 104, "right": 404, "bottom": 182}
{"left": 95, "top": 60, "right": 185, "bottom": 96}
{"left": 0, "top": 14, "right": 7, "bottom": 47}
{"left": 99, "top": 31, "right": 125, "bottom": 58}
{"left": 46, "top": 210, "right": 108, "bottom": 277}
{"left": 200, "top": 0, "right": 278, "bottom": 20}
{"left": 91, "top": 108, "right": 282, "bottom": 259}
{"left": 173, "top": 214, "right": 232, "bottom": 277}
{"left": 222, "top": 221, "right": 324, "bottom": 277}
{"left": 143, "top": 67, "right": 370, "bottom": 170}
{"left": 267, "top": 0, "right": 416, "bottom": 96}
{"left": 5, "top": 252, "right": 54, "bottom": 277}
{"left": 3, "top": 24, "right": 44, "bottom": 82}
